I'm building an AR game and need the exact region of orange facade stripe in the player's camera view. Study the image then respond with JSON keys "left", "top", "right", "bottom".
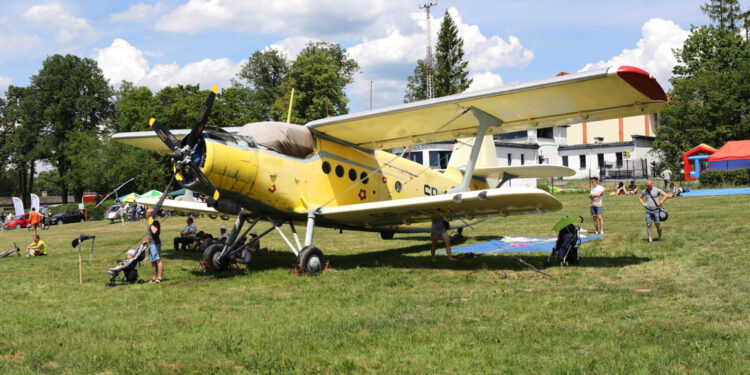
{"left": 644, "top": 114, "right": 650, "bottom": 136}
{"left": 582, "top": 122, "right": 587, "bottom": 144}
{"left": 618, "top": 118, "right": 624, "bottom": 142}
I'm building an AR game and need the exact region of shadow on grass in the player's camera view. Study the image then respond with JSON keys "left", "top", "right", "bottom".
{"left": 171, "top": 239, "right": 651, "bottom": 279}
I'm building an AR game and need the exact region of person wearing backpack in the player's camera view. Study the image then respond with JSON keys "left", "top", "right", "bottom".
{"left": 638, "top": 179, "right": 669, "bottom": 243}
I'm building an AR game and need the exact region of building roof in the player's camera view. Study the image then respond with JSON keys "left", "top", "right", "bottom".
{"left": 493, "top": 141, "right": 540, "bottom": 150}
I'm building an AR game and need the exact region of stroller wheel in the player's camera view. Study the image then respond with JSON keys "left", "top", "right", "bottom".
{"left": 106, "top": 281, "right": 115, "bottom": 287}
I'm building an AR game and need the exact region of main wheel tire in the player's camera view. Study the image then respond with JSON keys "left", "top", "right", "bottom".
{"left": 380, "top": 231, "right": 394, "bottom": 240}
{"left": 297, "top": 246, "right": 325, "bottom": 276}
{"left": 202, "top": 243, "right": 229, "bottom": 271}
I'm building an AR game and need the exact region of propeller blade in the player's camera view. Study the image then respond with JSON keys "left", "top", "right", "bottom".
{"left": 154, "top": 172, "right": 176, "bottom": 214}
{"left": 186, "top": 85, "right": 218, "bottom": 148}
{"left": 150, "top": 118, "right": 180, "bottom": 152}
{"left": 187, "top": 162, "right": 220, "bottom": 202}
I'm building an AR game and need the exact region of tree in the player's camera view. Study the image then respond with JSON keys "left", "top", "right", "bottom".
{"left": 211, "top": 85, "right": 265, "bottom": 127}
{"left": 404, "top": 59, "right": 429, "bottom": 102}
{"left": 701, "top": 0, "right": 742, "bottom": 30}
{"left": 653, "top": 25, "right": 750, "bottom": 171}
{"left": 113, "top": 81, "right": 155, "bottom": 133}
{"left": 278, "top": 42, "right": 359, "bottom": 124}
{"left": 236, "top": 49, "right": 289, "bottom": 121}
{"left": 29, "top": 54, "right": 114, "bottom": 203}
{"left": 434, "top": 10, "right": 472, "bottom": 97}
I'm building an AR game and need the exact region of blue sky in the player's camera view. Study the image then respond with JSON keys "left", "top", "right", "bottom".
{"left": 0, "top": 0, "right": 747, "bottom": 114}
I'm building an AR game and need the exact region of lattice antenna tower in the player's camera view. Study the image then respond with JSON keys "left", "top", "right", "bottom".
{"left": 420, "top": 1, "right": 437, "bottom": 99}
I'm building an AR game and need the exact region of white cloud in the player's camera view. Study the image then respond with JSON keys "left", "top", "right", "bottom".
{"left": 0, "top": 76, "right": 12, "bottom": 96}
{"left": 579, "top": 18, "right": 690, "bottom": 87}
{"left": 95, "top": 39, "right": 241, "bottom": 91}
{"left": 21, "top": 3, "right": 97, "bottom": 45}
{"left": 110, "top": 3, "right": 168, "bottom": 22}
{"left": 268, "top": 36, "right": 318, "bottom": 60}
{"left": 0, "top": 17, "right": 41, "bottom": 54}
{"left": 465, "top": 71, "right": 504, "bottom": 93}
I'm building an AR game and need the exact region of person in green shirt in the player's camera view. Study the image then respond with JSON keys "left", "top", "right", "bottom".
{"left": 26, "top": 234, "right": 47, "bottom": 257}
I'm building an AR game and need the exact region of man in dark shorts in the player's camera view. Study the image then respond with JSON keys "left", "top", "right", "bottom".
{"left": 638, "top": 179, "right": 669, "bottom": 243}
{"left": 430, "top": 219, "right": 455, "bottom": 262}
{"left": 142, "top": 207, "right": 163, "bottom": 283}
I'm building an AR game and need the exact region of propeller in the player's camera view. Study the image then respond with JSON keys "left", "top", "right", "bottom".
{"left": 147, "top": 85, "right": 221, "bottom": 219}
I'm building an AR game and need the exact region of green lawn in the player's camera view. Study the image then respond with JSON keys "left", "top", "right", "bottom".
{"left": 1, "top": 192, "right": 748, "bottom": 374}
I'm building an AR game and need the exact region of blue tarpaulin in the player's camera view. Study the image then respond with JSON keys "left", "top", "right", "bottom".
{"left": 680, "top": 188, "right": 750, "bottom": 197}
{"left": 440, "top": 235, "right": 603, "bottom": 255}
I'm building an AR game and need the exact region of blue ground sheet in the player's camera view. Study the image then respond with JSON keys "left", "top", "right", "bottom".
{"left": 680, "top": 188, "right": 750, "bottom": 197}
{"left": 442, "top": 235, "right": 603, "bottom": 255}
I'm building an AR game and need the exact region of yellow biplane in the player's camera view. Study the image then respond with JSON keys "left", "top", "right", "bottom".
{"left": 113, "top": 65, "right": 667, "bottom": 274}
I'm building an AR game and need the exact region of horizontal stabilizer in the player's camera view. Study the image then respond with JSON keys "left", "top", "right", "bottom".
{"left": 470, "top": 165, "right": 576, "bottom": 179}
{"left": 136, "top": 197, "right": 219, "bottom": 215}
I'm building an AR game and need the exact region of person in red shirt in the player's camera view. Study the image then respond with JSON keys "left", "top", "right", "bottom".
{"left": 28, "top": 208, "right": 41, "bottom": 236}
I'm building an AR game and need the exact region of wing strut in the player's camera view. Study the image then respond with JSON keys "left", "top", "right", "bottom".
{"left": 449, "top": 107, "right": 504, "bottom": 193}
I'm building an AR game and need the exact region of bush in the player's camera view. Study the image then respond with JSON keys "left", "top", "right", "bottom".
{"left": 699, "top": 169, "right": 750, "bottom": 187}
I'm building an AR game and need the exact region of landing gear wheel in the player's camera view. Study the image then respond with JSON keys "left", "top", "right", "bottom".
{"left": 297, "top": 246, "right": 325, "bottom": 276}
{"left": 202, "top": 243, "right": 229, "bottom": 271}
{"left": 380, "top": 231, "right": 394, "bottom": 240}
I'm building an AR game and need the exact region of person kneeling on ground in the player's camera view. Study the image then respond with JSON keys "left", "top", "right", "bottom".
{"left": 173, "top": 217, "right": 197, "bottom": 251}
{"left": 26, "top": 234, "right": 47, "bottom": 257}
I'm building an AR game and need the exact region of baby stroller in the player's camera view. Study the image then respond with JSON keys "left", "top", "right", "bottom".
{"left": 106, "top": 243, "right": 147, "bottom": 286}
{"left": 548, "top": 216, "right": 583, "bottom": 266}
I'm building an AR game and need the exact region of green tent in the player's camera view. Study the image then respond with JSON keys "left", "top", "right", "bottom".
{"left": 168, "top": 188, "right": 187, "bottom": 197}
{"left": 119, "top": 192, "right": 140, "bottom": 203}
{"left": 140, "top": 190, "right": 162, "bottom": 198}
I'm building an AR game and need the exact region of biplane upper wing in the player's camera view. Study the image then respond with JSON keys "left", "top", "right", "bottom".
{"left": 471, "top": 165, "right": 576, "bottom": 179}
{"left": 136, "top": 197, "right": 220, "bottom": 215}
{"left": 112, "top": 128, "right": 243, "bottom": 155}
{"left": 306, "top": 66, "right": 667, "bottom": 150}
{"left": 318, "top": 187, "right": 561, "bottom": 227}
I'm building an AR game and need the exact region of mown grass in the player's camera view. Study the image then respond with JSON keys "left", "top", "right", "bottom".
{"left": 0, "top": 192, "right": 748, "bottom": 374}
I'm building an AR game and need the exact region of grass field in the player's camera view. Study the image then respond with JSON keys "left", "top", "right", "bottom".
{"left": 1, "top": 192, "right": 748, "bottom": 374}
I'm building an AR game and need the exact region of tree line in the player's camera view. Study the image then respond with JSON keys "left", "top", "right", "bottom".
{"left": 654, "top": 0, "right": 750, "bottom": 172}
{"left": 0, "top": 42, "right": 358, "bottom": 206}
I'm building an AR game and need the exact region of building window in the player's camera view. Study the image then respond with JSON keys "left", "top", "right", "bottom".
{"left": 507, "top": 153, "right": 512, "bottom": 166}
{"left": 536, "top": 128, "right": 554, "bottom": 139}
{"left": 597, "top": 153, "right": 604, "bottom": 168}
{"left": 429, "top": 151, "right": 451, "bottom": 169}
{"left": 616, "top": 152, "right": 623, "bottom": 168}
{"left": 497, "top": 131, "right": 527, "bottom": 140}
{"left": 403, "top": 151, "right": 423, "bottom": 165}
{"left": 579, "top": 155, "right": 586, "bottom": 170}
{"left": 562, "top": 156, "right": 568, "bottom": 167}
{"left": 521, "top": 154, "right": 525, "bottom": 165}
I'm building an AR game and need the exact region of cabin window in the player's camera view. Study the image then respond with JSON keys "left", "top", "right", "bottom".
{"left": 322, "top": 161, "right": 331, "bottom": 174}
{"left": 429, "top": 151, "right": 450, "bottom": 169}
{"left": 348, "top": 168, "right": 357, "bottom": 181}
{"left": 403, "top": 151, "right": 423, "bottom": 165}
{"left": 360, "top": 172, "right": 369, "bottom": 184}
{"left": 395, "top": 181, "right": 402, "bottom": 193}
{"left": 335, "top": 165, "right": 344, "bottom": 178}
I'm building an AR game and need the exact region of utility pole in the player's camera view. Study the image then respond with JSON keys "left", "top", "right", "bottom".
{"left": 420, "top": 1, "right": 437, "bottom": 100}
{"left": 369, "top": 80, "right": 373, "bottom": 110}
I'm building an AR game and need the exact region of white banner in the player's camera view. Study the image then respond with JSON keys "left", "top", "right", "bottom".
{"left": 30, "top": 194, "right": 40, "bottom": 212}
{"left": 12, "top": 197, "right": 24, "bottom": 216}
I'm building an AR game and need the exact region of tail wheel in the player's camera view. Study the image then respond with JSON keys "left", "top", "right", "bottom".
{"left": 380, "top": 231, "right": 394, "bottom": 240}
{"left": 202, "top": 243, "right": 229, "bottom": 271}
{"left": 297, "top": 246, "right": 325, "bottom": 276}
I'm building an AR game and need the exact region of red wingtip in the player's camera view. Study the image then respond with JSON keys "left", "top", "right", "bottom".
{"left": 616, "top": 66, "right": 667, "bottom": 101}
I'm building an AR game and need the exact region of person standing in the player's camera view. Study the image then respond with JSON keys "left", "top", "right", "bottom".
{"left": 589, "top": 176, "right": 605, "bottom": 235}
{"left": 28, "top": 208, "right": 42, "bottom": 235}
{"left": 429, "top": 219, "right": 455, "bottom": 262}
{"left": 660, "top": 168, "right": 672, "bottom": 190}
{"left": 142, "top": 207, "right": 163, "bottom": 283}
{"left": 638, "top": 179, "right": 669, "bottom": 243}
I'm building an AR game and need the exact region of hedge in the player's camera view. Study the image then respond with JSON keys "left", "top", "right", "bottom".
{"left": 699, "top": 168, "right": 750, "bottom": 187}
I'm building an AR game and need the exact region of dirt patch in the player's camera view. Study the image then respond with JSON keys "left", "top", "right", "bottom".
{"left": 166, "top": 278, "right": 221, "bottom": 287}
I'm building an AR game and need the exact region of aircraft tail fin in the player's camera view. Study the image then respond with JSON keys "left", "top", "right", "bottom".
{"left": 447, "top": 135, "right": 498, "bottom": 170}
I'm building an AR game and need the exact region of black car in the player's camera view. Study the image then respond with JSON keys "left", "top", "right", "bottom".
{"left": 47, "top": 211, "right": 86, "bottom": 225}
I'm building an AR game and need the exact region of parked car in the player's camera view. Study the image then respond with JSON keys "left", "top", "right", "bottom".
{"left": 106, "top": 203, "right": 129, "bottom": 223}
{"left": 46, "top": 211, "right": 86, "bottom": 225}
{"left": 3, "top": 214, "right": 30, "bottom": 230}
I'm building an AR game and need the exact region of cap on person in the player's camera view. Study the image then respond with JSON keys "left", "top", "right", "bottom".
{"left": 220, "top": 225, "right": 227, "bottom": 231}
{"left": 250, "top": 231, "right": 258, "bottom": 236}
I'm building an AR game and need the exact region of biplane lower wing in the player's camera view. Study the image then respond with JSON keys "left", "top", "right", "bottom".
{"left": 318, "top": 187, "right": 561, "bottom": 228}
{"left": 136, "top": 197, "right": 219, "bottom": 216}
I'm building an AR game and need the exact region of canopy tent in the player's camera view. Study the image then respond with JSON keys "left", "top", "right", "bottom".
{"left": 118, "top": 192, "right": 139, "bottom": 203}
{"left": 140, "top": 190, "right": 163, "bottom": 198}
{"left": 168, "top": 188, "right": 187, "bottom": 197}
{"left": 707, "top": 141, "right": 750, "bottom": 170}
